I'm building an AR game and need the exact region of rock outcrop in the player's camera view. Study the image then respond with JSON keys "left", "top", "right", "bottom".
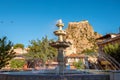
{"left": 65, "top": 20, "right": 101, "bottom": 55}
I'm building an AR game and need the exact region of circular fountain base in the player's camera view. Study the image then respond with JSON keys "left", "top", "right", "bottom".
{"left": 0, "top": 70, "right": 110, "bottom": 80}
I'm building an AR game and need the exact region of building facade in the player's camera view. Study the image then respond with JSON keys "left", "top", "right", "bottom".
{"left": 97, "top": 33, "right": 120, "bottom": 70}
{"left": 97, "top": 33, "right": 120, "bottom": 54}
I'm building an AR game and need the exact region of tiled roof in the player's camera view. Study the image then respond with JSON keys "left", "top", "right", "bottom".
{"left": 45, "top": 61, "right": 58, "bottom": 65}
{"left": 97, "top": 34, "right": 120, "bottom": 45}
{"left": 66, "top": 53, "right": 85, "bottom": 58}
{"left": 96, "top": 33, "right": 117, "bottom": 40}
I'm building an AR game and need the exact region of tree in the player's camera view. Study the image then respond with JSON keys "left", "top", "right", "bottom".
{"left": 13, "top": 43, "right": 24, "bottom": 49}
{"left": 0, "top": 36, "right": 15, "bottom": 69}
{"left": 10, "top": 59, "right": 25, "bottom": 69}
{"left": 103, "top": 43, "right": 120, "bottom": 63}
{"left": 73, "top": 60, "right": 84, "bottom": 69}
{"left": 24, "top": 36, "right": 57, "bottom": 66}
{"left": 81, "top": 48, "right": 96, "bottom": 56}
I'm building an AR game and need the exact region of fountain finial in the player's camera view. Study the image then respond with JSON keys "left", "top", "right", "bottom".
{"left": 56, "top": 19, "right": 64, "bottom": 28}
{"left": 57, "top": 19, "right": 62, "bottom": 24}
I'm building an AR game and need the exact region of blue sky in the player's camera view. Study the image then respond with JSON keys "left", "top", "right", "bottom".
{"left": 0, "top": 0, "right": 120, "bottom": 47}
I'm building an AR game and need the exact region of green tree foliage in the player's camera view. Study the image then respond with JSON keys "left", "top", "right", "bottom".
{"left": 13, "top": 43, "right": 24, "bottom": 49}
{"left": 73, "top": 60, "right": 84, "bottom": 69}
{"left": 0, "top": 36, "right": 15, "bottom": 69}
{"left": 10, "top": 59, "right": 25, "bottom": 69}
{"left": 94, "top": 32, "right": 98, "bottom": 36}
{"left": 24, "top": 36, "right": 57, "bottom": 65}
{"left": 81, "top": 48, "right": 96, "bottom": 56}
{"left": 103, "top": 43, "right": 120, "bottom": 63}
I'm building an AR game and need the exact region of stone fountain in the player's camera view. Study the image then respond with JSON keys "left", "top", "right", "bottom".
{"left": 49, "top": 19, "right": 71, "bottom": 74}
{"left": 0, "top": 19, "right": 110, "bottom": 80}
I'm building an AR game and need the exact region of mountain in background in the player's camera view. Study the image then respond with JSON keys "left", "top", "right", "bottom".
{"left": 64, "top": 20, "right": 101, "bottom": 55}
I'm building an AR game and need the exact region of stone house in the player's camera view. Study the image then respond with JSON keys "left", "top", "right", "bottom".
{"left": 96, "top": 33, "right": 120, "bottom": 70}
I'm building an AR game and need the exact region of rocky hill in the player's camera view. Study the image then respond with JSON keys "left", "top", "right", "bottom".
{"left": 65, "top": 20, "right": 101, "bottom": 54}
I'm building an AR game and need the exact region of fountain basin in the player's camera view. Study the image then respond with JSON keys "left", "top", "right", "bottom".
{"left": 0, "top": 70, "right": 110, "bottom": 80}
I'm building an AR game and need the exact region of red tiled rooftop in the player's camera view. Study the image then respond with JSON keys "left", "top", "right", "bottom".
{"left": 66, "top": 53, "right": 85, "bottom": 58}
